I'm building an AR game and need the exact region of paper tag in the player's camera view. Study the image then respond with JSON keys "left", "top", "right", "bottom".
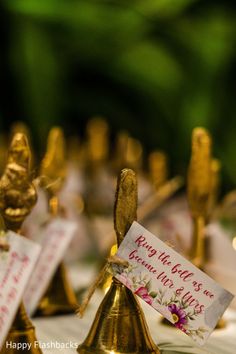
{"left": 113, "top": 222, "right": 234, "bottom": 345}
{"left": 24, "top": 218, "right": 77, "bottom": 316}
{"left": 0, "top": 232, "right": 41, "bottom": 348}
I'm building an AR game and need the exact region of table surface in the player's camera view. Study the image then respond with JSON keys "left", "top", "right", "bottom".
{"left": 32, "top": 289, "right": 236, "bottom": 354}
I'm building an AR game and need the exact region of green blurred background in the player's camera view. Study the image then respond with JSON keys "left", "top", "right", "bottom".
{"left": 0, "top": 0, "right": 236, "bottom": 191}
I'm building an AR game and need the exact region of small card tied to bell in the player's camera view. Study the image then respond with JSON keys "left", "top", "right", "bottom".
{"left": 0, "top": 231, "right": 41, "bottom": 348}
{"left": 112, "top": 222, "right": 234, "bottom": 345}
{"left": 24, "top": 217, "right": 77, "bottom": 316}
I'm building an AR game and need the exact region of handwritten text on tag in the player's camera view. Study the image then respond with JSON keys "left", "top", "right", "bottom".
{"left": 112, "top": 222, "right": 234, "bottom": 345}
{"left": 0, "top": 232, "right": 41, "bottom": 348}
{"left": 24, "top": 218, "right": 77, "bottom": 316}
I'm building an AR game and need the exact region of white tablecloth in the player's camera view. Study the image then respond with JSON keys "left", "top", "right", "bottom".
{"left": 32, "top": 290, "right": 236, "bottom": 354}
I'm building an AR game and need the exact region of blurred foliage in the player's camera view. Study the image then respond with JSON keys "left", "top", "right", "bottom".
{"left": 0, "top": 0, "right": 236, "bottom": 191}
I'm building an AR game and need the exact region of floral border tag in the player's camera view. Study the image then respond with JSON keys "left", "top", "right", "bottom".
{"left": 0, "top": 231, "right": 41, "bottom": 348}
{"left": 24, "top": 217, "right": 77, "bottom": 316}
{"left": 112, "top": 221, "right": 234, "bottom": 345}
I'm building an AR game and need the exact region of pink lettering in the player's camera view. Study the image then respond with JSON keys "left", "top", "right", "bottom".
{"left": 135, "top": 235, "right": 157, "bottom": 258}
{"left": 203, "top": 290, "right": 214, "bottom": 299}
{"left": 157, "top": 272, "right": 174, "bottom": 288}
{"left": 171, "top": 264, "right": 194, "bottom": 282}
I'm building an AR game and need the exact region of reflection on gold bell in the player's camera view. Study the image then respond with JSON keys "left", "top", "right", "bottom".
{"left": 35, "top": 127, "right": 78, "bottom": 316}
{"left": 78, "top": 169, "right": 160, "bottom": 354}
{"left": 78, "top": 279, "right": 159, "bottom": 354}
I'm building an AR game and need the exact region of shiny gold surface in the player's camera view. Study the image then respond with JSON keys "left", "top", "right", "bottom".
{"left": 0, "top": 133, "right": 37, "bottom": 233}
{"left": 78, "top": 168, "right": 160, "bottom": 354}
{"left": 190, "top": 217, "right": 205, "bottom": 269}
{"left": 114, "top": 169, "right": 137, "bottom": 247}
{"left": 40, "top": 127, "right": 67, "bottom": 197}
{"left": 0, "top": 133, "right": 42, "bottom": 354}
{"left": 36, "top": 127, "right": 77, "bottom": 317}
{"left": 187, "top": 128, "right": 212, "bottom": 219}
{"left": 10, "top": 121, "right": 35, "bottom": 170}
{"left": 187, "top": 128, "right": 212, "bottom": 270}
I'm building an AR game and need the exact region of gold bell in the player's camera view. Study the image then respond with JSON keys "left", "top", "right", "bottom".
{"left": 187, "top": 127, "right": 212, "bottom": 270}
{"left": 188, "top": 128, "right": 226, "bottom": 329}
{"left": 1, "top": 304, "right": 41, "bottom": 354}
{"left": 35, "top": 263, "right": 77, "bottom": 316}
{"left": 78, "top": 169, "right": 160, "bottom": 354}
{"left": 0, "top": 133, "right": 42, "bottom": 354}
{"left": 35, "top": 127, "right": 77, "bottom": 316}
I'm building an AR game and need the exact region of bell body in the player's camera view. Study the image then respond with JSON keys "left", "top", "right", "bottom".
{"left": 1, "top": 303, "right": 42, "bottom": 354}
{"left": 78, "top": 278, "right": 160, "bottom": 354}
{"left": 35, "top": 262, "right": 77, "bottom": 316}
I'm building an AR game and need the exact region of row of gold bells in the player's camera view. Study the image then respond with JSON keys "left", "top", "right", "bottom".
{"left": 0, "top": 126, "right": 226, "bottom": 354}
{"left": 0, "top": 130, "right": 79, "bottom": 353}
{"left": 2, "top": 126, "right": 218, "bottom": 354}
{"left": 1, "top": 278, "right": 160, "bottom": 354}
{"left": 0, "top": 126, "right": 179, "bottom": 354}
